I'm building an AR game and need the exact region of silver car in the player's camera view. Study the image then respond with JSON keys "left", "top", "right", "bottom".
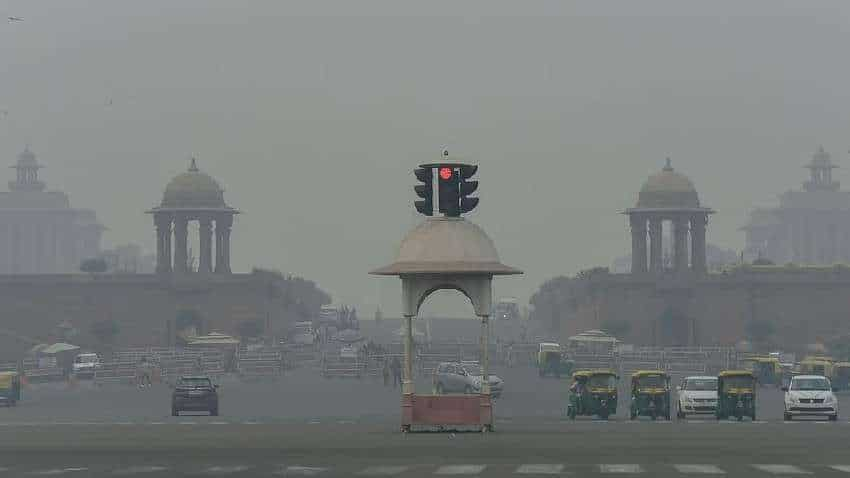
{"left": 433, "top": 362, "right": 503, "bottom": 398}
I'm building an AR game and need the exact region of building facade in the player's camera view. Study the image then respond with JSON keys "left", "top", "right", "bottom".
{"left": 0, "top": 148, "right": 103, "bottom": 273}
{"left": 743, "top": 147, "right": 850, "bottom": 265}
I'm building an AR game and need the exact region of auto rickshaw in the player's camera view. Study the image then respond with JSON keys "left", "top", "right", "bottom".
{"left": 832, "top": 362, "right": 850, "bottom": 391}
{"left": 629, "top": 370, "right": 671, "bottom": 420}
{"left": 566, "top": 369, "right": 618, "bottom": 420}
{"left": 741, "top": 356, "right": 782, "bottom": 387}
{"left": 716, "top": 370, "right": 756, "bottom": 421}
{"left": 800, "top": 357, "right": 834, "bottom": 378}
{"left": 0, "top": 372, "right": 21, "bottom": 407}
{"left": 538, "top": 343, "right": 571, "bottom": 377}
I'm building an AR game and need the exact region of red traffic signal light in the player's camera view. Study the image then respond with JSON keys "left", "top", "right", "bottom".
{"left": 439, "top": 167, "right": 453, "bottom": 180}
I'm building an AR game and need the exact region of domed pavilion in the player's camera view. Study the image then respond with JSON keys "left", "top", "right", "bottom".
{"left": 147, "top": 159, "right": 239, "bottom": 274}
{"left": 625, "top": 159, "right": 713, "bottom": 274}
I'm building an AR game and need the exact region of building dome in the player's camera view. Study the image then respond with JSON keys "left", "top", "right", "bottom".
{"left": 160, "top": 158, "right": 226, "bottom": 209}
{"left": 371, "top": 216, "right": 521, "bottom": 275}
{"left": 636, "top": 158, "right": 700, "bottom": 209}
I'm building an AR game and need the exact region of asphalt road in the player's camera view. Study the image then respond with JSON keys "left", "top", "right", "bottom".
{"left": 1, "top": 367, "right": 848, "bottom": 477}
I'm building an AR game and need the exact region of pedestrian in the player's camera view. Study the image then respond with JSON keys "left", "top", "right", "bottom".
{"left": 391, "top": 357, "right": 402, "bottom": 389}
{"left": 382, "top": 359, "right": 390, "bottom": 387}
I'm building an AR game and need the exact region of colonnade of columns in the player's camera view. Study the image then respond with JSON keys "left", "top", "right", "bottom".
{"left": 630, "top": 213, "right": 708, "bottom": 274}
{"left": 154, "top": 212, "right": 233, "bottom": 274}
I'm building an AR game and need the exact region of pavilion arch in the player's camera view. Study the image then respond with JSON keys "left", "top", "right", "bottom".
{"left": 404, "top": 276, "right": 494, "bottom": 319}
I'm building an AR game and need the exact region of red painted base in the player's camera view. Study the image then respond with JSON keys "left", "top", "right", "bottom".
{"left": 401, "top": 393, "right": 493, "bottom": 431}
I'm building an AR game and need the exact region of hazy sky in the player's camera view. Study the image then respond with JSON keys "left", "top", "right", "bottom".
{"left": 2, "top": 0, "right": 850, "bottom": 316}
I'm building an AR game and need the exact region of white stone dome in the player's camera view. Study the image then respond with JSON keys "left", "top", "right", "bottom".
{"left": 371, "top": 216, "right": 521, "bottom": 276}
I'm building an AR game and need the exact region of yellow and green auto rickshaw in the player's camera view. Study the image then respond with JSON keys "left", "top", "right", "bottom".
{"left": 567, "top": 369, "right": 618, "bottom": 420}
{"left": 832, "top": 362, "right": 850, "bottom": 391}
{"left": 716, "top": 370, "right": 756, "bottom": 421}
{"left": 741, "top": 356, "right": 782, "bottom": 387}
{"left": 800, "top": 357, "right": 834, "bottom": 378}
{"left": 0, "top": 372, "right": 21, "bottom": 407}
{"left": 629, "top": 370, "right": 671, "bottom": 420}
{"left": 537, "top": 343, "right": 572, "bottom": 377}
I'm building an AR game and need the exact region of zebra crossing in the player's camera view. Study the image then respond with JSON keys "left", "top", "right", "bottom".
{"left": 6, "top": 463, "right": 850, "bottom": 476}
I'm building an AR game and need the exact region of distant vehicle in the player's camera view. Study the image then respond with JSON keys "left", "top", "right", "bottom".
{"left": 171, "top": 376, "right": 219, "bottom": 416}
{"left": 494, "top": 298, "right": 520, "bottom": 320}
{"left": 0, "top": 372, "right": 21, "bottom": 407}
{"left": 72, "top": 353, "right": 102, "bottom": 379}
{"left": 783, "top": 375, "right": 839, "bottom": 421}
{"left": 292, "top": 321, "right": 315, "bottom": 346}
{"left": 676, "top": 376, "right": 718, "bottom": 419}
{"left": 339, "top": 344, "right": 358, "bottom": 361}
{"left": 433, "top": 362, "right": 503, "bottom": 398}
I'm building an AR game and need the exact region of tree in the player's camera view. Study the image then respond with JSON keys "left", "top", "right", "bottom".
{"left": 600, "top": 319, "right": 632, "bottom": 339}
{"left": 80, "top": 258, "right": 108, "bottom": 274}
{"left": 236, "top": 319, "right": 264, "bottom": 339}
{"left": 745, "top": 319, "right": 776, "bottom": 348}
{"left": 90, "top": 319, "right": 119, "bottom": 344}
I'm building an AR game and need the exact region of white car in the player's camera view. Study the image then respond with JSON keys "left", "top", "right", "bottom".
{"left": 784, "top": 375, "right": 839, "bottom": 421}
{"left": 72, "top": 353, "right": 102, "bottom": 378}
{"left": 676, "top": 376, "right": 718, "bottom": 418}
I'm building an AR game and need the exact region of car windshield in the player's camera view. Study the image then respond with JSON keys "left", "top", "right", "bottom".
{"left": 790, "top": 377, "right": 830, "bottom": 391}
{"left": 722, "top": 376, "right": 753, "bottom": 390}
{"left": 178, "top": 378, "right": 212, "bottom": 388}
{"left": 683, "top": 378, "right": 717, "bottom": 391}
{"left": 588, "top": 375, "right": 617, "bottom": 388}
{"left": 636, "top": 375, "right": 665, "bottom": 388}
{"left": 463, "top": 365, "right": 482, "bottom": 376}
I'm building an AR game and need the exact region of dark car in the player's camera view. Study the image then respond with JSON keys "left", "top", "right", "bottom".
{"left": 171, "top": 376, "right": 219, "bottom": 416}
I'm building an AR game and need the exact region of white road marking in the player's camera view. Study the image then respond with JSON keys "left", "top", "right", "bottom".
{"left": 283, "top": 466, "right": 329, "bottom": 476}
{"left": 434, "top": 464, "right": 486, "bottom": 475}
{"left": 829, "top": 466, "right": 850, "bottom": 473}
{"left": 356, "top": 465, "right": 410, "bottom": 476}
{"left": 179, "top": 422, "right": 197, "bottom": 425}
{"left": 673, "top": 464, "right": 726, "bottom": 474}
{"left": 598, "top": 464, "right": 644, "bottom": 474}
{"left": 202, "top": 465, "right": 251, "bottom": 474}
{"left": 751, "top": 465, "right": 811, "bottom": 474}
{"left": 113, "top": 466, "right": 169, "bottom": 474}
{"left": 515, "top": 464, "right": 564, "bottom": 474}
{"left": 209, "top": 421, "right": 229, "bottom": 425}
{"left": 31, "top": 468, "right": 89, "bottom": 475}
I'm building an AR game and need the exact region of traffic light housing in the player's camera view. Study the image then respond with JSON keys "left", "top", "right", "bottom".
{"left": 438, "top": 167, "right": 459, "bottom": 216}
{"left": 457, "top": 164, "right": 479, "bottom": 214}
{"left": 414, "top": 167, "right": 434, "bottom": 216}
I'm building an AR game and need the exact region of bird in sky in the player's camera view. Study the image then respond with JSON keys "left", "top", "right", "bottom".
{"left": 8, "top": 16, "right": 24, "bottom": 22}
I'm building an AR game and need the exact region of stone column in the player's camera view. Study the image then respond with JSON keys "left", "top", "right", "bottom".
{"left": 630, "top": 214, "right": 648, "bottom": 274}
{"left": 198, "top": 216, "right": 213, "bottom": 274}
{"left": 673, "top": 216, "right": 689, "bottom": 272}
{"left": 690, "top": 214, "right": 707, "bottom": 273}
{"left": 155, "top": 213, "right": 172, "bottom": 274}
{"left": 649, "top": 217, "right": 663, "bottom": 273}
{"left": 214, "top": 214, "right": 233, "bottom": 274}
{"left": 403, "top": 314, "right": 414, "bottom": 395}
{"left": 173, "top": 215, "right": 189, "bottom": 273}
{"left": 480, "top": 315, "right": 490, "bottom": 396}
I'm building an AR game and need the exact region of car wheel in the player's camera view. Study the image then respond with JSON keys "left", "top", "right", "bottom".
{"left": 784, "top": 413, "right": 791, "bottom": 421}
{"left": 210, "top": 408, "right": 218, "bottom": 417}
{"left": 829, "top": 414, "right": 838, "bottom": 422}
{"left": 172, "top": 408, "right": 179, "bottom": 417}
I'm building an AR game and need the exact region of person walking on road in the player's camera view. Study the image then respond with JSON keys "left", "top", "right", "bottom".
{"left": 391, "top": 357, "right": 402, "bottom": 389}
{"left": 382, "top": 359, "right": 390, "bottom": 387}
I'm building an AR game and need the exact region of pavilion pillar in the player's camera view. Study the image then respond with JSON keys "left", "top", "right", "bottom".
{"left": 198, "top": 216, "right": 213, "bottom": 274}
{"left": 214, "top": 214, "right": 232, "bottom": 274}
{"left": 630, "top": 214, "right": 648, "bottom": 274}
{"left": 154, "top": 213, "right": 172, "bottom": 274}
{"left": 173, "top": 215, "right": 189, "bottom": 273}
{"left": 691, "top": 214, "right": 707, "bottom": 273}
{"left": 673, "top": 216, "right": 689, "bottom": 272}
{"left": 649, "top": 217, "right": 663, "bottom": 273}
{"left": 403, "top": 314, "right": 414, "bottom": 395}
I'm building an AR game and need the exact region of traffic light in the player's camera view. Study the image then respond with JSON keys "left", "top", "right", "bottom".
{"left": 457, "top": 164, "right": 479, "bottom": 214}
{"left": 438, "top": 166, "right": 460, "bottom": 216}
{"left": 414, "top": 166, "right": 434, "bottom": 216}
